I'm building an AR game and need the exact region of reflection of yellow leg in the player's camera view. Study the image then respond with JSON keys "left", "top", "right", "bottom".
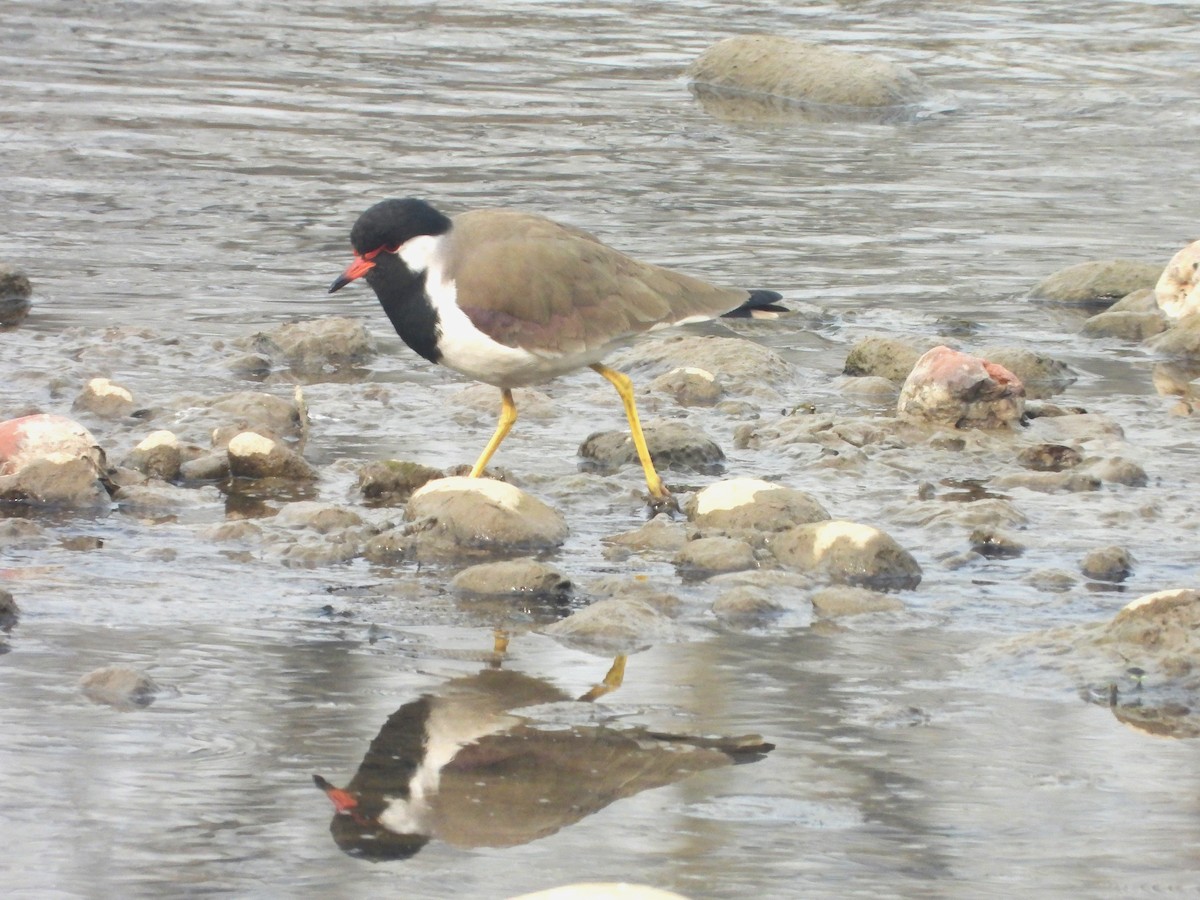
{"left": 491, "top": 627, "right": 510, "bottom": 666}
{"left": 590, "top": 364, "right": 668, "bottom": 500}
{"left": 470, "top": 389, "right": 517, "bottom": 478}
{"left": 578, "top": 654, "right": 627, "bottom": 702}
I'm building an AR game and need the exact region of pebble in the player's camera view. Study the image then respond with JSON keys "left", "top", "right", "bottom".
{"left": 451, "top": 558, "right": 572, "bottom": 601}
{"left": 580, "top": 421, "right": 724, "bottom": 474}
{"left": 1081, "top": 545, "right": 1135, "bottom": 583}
{"left": 226, "top": 431, "right": 316, "bottom": 481}
{"left": 770, "top": 520, "right": 922, "bottom": 591}
{"left": 79, "top": 666, "right": 162, "bottom": 709}
{"left": 674, "top": 536, "right": 757, "bottom": 577}
{"left": 357, "top": 459, "right": 444, "bottom": 506}
{"left": 685, "top": 477, "right": 829, "bottom": 535}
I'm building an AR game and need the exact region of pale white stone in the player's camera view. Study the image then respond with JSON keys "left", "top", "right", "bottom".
{"left": 136, "top": 430, "right": 179, "bottom": 451}
{"left": 227, "top": 431, "right": 276, "bottom": 457}
{"left": 86, "top": 377, "right": 133, "bottom": 402}
{"left": 693, "top": 477, "right": 778, "bottom": 516}
{"left": 1155, "top": 240, "right": 1200, "bottom": 319}
{"left": 810, "top": 520, "right": 882, "bottom": 556}
{"left": 411, "top": 475, "right": 524, "bottom": 511}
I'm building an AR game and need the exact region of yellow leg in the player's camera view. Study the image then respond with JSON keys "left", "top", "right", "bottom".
{"left": 578, "top": 654, "right": 627, "bottom": 702}
{"left": 469, "top": 388, "right": 517, "bottom": 478}
{"left": 590, "top": 364, "right": 669, "bottom": 500}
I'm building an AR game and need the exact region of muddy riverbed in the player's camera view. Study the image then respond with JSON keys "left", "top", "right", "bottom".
{"left": 3, "top": 1, "right": 1200, "bottom": 897}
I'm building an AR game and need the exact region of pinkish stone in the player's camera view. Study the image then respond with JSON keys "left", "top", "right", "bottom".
{"left": 898, "top": 346, "right": 1025, "bottom": 429}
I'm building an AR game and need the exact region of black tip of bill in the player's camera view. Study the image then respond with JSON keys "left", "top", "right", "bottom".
{"left": 328, "top": 274, "right": 352, "bottom": 294}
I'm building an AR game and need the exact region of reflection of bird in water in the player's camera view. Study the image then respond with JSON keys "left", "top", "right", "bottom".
{"left": 313, "top": 668, "right": 774, "bottom": 861}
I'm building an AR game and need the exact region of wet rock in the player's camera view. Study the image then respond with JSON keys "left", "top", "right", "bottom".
{"left": 0, "top": 414, "right": 111, "bottom": 508}
{"left": 991, "top": 471, "right": 1101, "bottom": 493}
{"left": 179, "top": 452, "right": 230, "bottom": 482}
{"left": 611, "top": 335, "right": 795, "bottom": 396}
{"left": 712, "top": 586, "right": 785, "bottom": 626}
{"left": 0, "top": 263, "right": 33, "bottom": 327}
{"left": 840, "top": 375, "right": 898, "bottom": 397}
{"left": 1016, "top": 443, "right": 1083, "bottom": 472}
{"left": 1029, "top": 259, "right": 1161, "bottom": 307}
{"left": 770, "top": 520, "right": 922, "bottom": 591}
{"left": 687, "top": 35, "right": 929, "bottom": 110}
{"left": 122, "top": 430, "right": 197, "bottom": 481}
{"left": 843, "top": 336, "right": 929, "bottom": 384}
{"left": 1151, "top": 362, "right": 1200, "bottom": 415}
{"left": 273, "top": 501, "right": 364, "bottom": 533}
{"left": 897, "top": 346, "right": 1025, "bottom": 429}
{"left": 1025, "top": 411, "right": 1124, "bottom": 444}
{"left": 1080, "top": 456, "right": 1147, "bottom": 487}
{"left": 675, "top": 536, "right": 757, "bottom": 577}
{"left": 649, "top": 366, "right": 723, "bottom": 406}
{"left": 451, "top": 558, "right": 571, "bottom": 601}
{"left": 1081, "top": 545, "right": 1135, "bottom": 583}
{"left": 603, "top": 515, "right": 697, "bottom": 556}
{"left": 685, "top": 478, "right": 830, "bottom": 534}
{"left": 978, "top": 347, "right": 1076, "bottom": 399}
{"left": 511, "top": 885, "right": 689, "bottom": 900}
{"left": 0, "top": 518, "right": 45, "bottom": 546}
{"left": 1025, "top": 568, "right": 1078, "bottom": 593}
{"left": 79, "top": 666, "right": 162, "bottom": 709}
{"left": 543, "top": 597, "right": 679, "bottom": 654}
{"left": 580, "top": 421, "right": 724, "bottom": 474}
{"left": 379, "top": 476, "right": 568, "bottom": 561}
{"left": 1109, "top": 287, "right": 1160, "bottom": 314}
{"left": 1081, "top": 310, "right": 1168, "bottom": 341}
{"left": 207, "top": 390, "right": 305, "bottom": 444}
{"left": 242, "top": 316, "right": 374, "bottom": 374}
{"left": 72, "top": 377, "right": 136, "bottom": 419}
{"left": 115, "top": 480, "right": 212, "bottom": 516}
{"left": 811, "top": 585, "right": 905, "bottom": 618}
{"left": 968, "top": 526, "right": 1025, "bottom": 559}
{"left": 1105, "top": 589, "right": 1200, "bottom": 669}
{"left": 226, "top": 431, "right": 316, "bottom": 481}
{"left": 0, "top": 588, "right": 19, "bottom": 632}
{"left": 1155, "top": 240, "right": 1200, "bottom": 320}
{"left": 357, "top": 459, "right": 444, "bottom": 506}
{"left": 1146, "top": 314, "right": 1200, "bottom": 360}
{"left": 227, "top": 352, "right": 273, "bottom": 379}
{"left": 201, "top": 520, "right": 263, "bottom": 543}
{"left": 279, "top": 537, "right": 361, "bottom": 569}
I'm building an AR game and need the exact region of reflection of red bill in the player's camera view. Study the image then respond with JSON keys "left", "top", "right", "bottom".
{"left": 313, "top": 774, "right": 358, "bottom": 813}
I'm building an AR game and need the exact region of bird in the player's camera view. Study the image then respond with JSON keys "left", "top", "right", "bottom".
{"left": 329, "top": 198, "right": 785, "bottom": 504}
{"left": 313, "top": 667, "right": 774, "bottom": 860}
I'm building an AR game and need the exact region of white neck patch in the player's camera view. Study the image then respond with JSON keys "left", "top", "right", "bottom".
{"left": 397, "top": 234, "right": 445, "bottom": 275}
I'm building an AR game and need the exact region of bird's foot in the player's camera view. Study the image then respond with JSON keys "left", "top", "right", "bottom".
{"left": 645, "top": 489, "right": 680, "bottom": 518}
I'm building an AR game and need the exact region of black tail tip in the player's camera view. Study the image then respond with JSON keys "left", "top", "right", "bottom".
{"left": 723, "top": 289, "right": 788, "bottom": 319}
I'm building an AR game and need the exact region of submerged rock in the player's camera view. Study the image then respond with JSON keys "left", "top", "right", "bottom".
{"left": 611, "top": 334, "right": 795, "bottom": 396}
{"left": 543, "top": 596, "right": 678, "bottom": 654}
{"left": 357, "top": 459, "right": 444, "bottom": 506}
{"left": 451, "top": 558, "right": 571, "bottom": 601}
{"left": 0, "top": 414, "right": 111, "bottom": 508}
{"left": 897, "top": 346, "right": 1025, "bottom": 429}
{"left": 1082, "top": 309, "right": 1168, "bottom": 341}
{"left": 0, "top": 263, "right": 33, "bottom": 327}
{"left": 1146, "top": 314, "right": 1200, "bottom": 360}
{"left": 712, "top": 585, "right": 785, "bottom": 626}
{"left": 687, "top": 35, "right": 929, "bottom": 111}
{"left": 674, "top": 536, "right": 757, "bottom": 577}
{"left": 810, "top": 585, "right": 905, "bottom": 618}
{"left": 603, "top": 515, "right": 697, "bottom": 556}
{"left": 1081, "top": 545, "right": 1135, "bottom": 583}
{"left": 770, "top": 520, "right": 922, "bottom": 591}
{"left": 241, "top": 316, "right": 374, "bottom": 374}
{"left": 79, "top": 666, "right": 162, "bottom": 710}
{"left": 1017, "top": 443, "right": 1082, "bottom": 472}
{"left": 580, "top": 421, "right": 724, "bottom": 474}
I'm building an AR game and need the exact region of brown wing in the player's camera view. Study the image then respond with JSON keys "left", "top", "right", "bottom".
{"left": 447, "top": 209, "right": 751, "bottom": 356}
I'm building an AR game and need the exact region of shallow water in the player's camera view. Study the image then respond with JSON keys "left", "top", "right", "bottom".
{"left": 3, "top": 1, "right": 1200, "bottom": 897}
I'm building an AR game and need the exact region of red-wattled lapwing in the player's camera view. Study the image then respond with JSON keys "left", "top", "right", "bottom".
{"left": 329, "top": 198, "right": 785, "bottom": 505}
